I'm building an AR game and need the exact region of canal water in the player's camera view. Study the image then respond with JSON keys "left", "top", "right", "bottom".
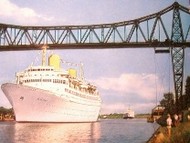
{"left": 0, "top": 119, "right": 159, "bottom": 143}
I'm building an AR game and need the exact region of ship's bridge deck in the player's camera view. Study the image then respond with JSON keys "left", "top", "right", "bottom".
{"left": 26, "top": 66, "right": 54, "bottom": 72}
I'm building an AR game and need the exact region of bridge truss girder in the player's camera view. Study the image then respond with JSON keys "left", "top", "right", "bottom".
{"left": 0, "top": 2, "right": 189, "bottom": 51}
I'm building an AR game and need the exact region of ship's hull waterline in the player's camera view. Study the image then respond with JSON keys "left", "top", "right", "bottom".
{"left": 1, "top": 83, "right": 101, "bottom": 123}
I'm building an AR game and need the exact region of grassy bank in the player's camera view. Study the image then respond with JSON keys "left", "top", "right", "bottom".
{"left": 147, "top": 121, "right": 190, "bottom": 143}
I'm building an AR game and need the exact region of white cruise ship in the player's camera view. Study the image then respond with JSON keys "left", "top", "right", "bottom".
{"left": 1, "top": 45, "right": 101, "bottom": 122}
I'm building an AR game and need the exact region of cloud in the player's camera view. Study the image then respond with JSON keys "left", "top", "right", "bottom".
{"left": 100, "top": 102, "right": 156, "bottom": 114}
{"left": 100, "top": 103, "right": 127, "bottom": 114}
{"left": 94, "top": 73, "right": 163, "bottom": 114}
{"left": 0, "top": 0, "right": 53, "bottom": 25}
{"left": 95, "top": 73, "right": 160, "bottom": 101}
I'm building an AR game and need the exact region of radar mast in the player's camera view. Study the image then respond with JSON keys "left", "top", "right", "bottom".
{"left": 41, "top": 45, "right": 48, "bottom": 66}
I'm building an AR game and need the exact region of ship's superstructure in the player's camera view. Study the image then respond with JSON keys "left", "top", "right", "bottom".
{"left": 1, "top": 45, "right": 101, "bottom": 122}
{"left": 123, "top": 108, "right": 135, "bottom": 119}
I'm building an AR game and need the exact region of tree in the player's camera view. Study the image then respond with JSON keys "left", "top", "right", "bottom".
{"left": 0, "top": 106, "right": 8, "bottom": 114}
{"left": 160, "top": 92, "right": 175, "bottom": 114}
{"left": 185, "top": 76, "right": 190, "bottom": 109}
{"left": 0, "top": 107, "right": 14, "bottom": 120}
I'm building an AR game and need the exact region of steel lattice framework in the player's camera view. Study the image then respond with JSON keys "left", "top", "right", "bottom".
{"left": 171, "top": 3, "right": 186, "bottom": 112}
{"left": 0, "top": 2, "right": 189, "bottom": 50}
{"left": 0, "top": 2, "right": 190, "bottom": 109}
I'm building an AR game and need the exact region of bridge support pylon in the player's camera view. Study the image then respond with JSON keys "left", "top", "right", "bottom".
{"left": 171, "top": 2, "right": 185, "bottom": 113}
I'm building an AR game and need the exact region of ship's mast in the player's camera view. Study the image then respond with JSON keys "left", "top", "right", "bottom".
{"left": 80, "top": 62, "right": 84, "bottom": 81}
{"left": 42, "top": 45, "right": 48, "bottom": 66}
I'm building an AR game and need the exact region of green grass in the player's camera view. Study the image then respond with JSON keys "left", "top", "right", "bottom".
{"left": 169, "top": 122, "right": 190, "bottom": 143}
{"left": 148, "top": 122, "right": 190, "bottom": 143}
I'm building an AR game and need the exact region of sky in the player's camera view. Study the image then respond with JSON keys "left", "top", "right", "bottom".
{"left": 0, "top": 0, "right": 190, "bottom": 114}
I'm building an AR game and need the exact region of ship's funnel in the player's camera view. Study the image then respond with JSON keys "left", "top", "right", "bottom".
{"left": 68, "top": 68, "right": 77, "bottom": 78}
{"left": 48, "top": 54, "right": 60, "bottom": 70}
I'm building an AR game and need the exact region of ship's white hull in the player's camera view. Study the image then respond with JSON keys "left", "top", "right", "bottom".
{"left": 1, "top": 83, "right": 101, "bottom": 122}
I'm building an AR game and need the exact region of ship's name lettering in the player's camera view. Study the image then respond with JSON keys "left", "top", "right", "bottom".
{"left": 37, "top": 98, "right": 47, "bottom": 102}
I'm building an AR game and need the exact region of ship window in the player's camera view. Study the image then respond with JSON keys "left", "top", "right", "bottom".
{"left": 43, "top": 79, "right": 50, "bottom": 82}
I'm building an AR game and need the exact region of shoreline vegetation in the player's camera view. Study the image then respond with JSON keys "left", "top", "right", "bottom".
{"left": 147, "top": 121, "right": 190, "bottom": 143}
{"left": 146, "top": 109, "right": 190, "bottom": 143}
{"left": 147, "top": 76, "right": 190, "bottom": 143}
{"left": 0, "top": 107, "right": 14, "bottom": 121}
{"left": 99, "top": 113, "right": 150, "bottom": 119}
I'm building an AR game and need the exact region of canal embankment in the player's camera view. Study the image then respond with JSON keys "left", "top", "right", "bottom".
{"left": 147, "top": 121, "right": 190, "bottom": 143}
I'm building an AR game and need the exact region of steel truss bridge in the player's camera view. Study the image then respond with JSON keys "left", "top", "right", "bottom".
{"left": 0, "top": 2, "right": 190, "bottom": 111}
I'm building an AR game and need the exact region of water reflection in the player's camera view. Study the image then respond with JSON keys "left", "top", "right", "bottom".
{"left": 14, "top": 122, "right": 100, "bottom": 143}
{"left": 0, "top": 122, "right": 15, "bottom": 143}
{"left": 0, "top": 119, "right": 158, "bottom": 143}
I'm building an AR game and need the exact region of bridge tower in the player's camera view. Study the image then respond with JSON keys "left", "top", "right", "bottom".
{"left": 171, "top": 2, "right": 185, "bottom": 113}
